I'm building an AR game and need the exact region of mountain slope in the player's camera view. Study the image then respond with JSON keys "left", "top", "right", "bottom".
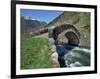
{"left": 21, "top": 15, "right": 47, "bottom": 35}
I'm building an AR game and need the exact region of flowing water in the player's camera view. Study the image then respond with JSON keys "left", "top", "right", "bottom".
{"left": 56, "top": 44, "right": 90, "bottom": 67}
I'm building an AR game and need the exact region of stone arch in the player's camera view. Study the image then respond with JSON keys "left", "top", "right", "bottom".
{"left": 52, "top": 24, "right": 80, "bottom": 46}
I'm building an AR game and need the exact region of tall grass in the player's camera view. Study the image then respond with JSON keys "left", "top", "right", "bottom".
{"left": 21, "top": 36, "right": 52, "bottom": 69}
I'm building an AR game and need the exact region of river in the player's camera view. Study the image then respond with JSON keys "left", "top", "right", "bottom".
{"left": 56, "top": 44, "right": 90, "bottom": 67}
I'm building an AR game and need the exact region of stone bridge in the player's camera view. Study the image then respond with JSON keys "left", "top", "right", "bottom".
{"left": 47, "top": 12, "right": 90, "bottom": 48}
{"left": 49, "top": 24, "right": 80, "bottom": 46}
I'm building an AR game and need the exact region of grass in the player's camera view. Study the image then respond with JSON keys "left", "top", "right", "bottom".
{"left": 21, "top": 36, "right": 52, "bottom": 69}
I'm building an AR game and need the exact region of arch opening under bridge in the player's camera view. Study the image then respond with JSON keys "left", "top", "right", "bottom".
{"left": 52, "top": 24, "right": 80, "bottom": 46}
